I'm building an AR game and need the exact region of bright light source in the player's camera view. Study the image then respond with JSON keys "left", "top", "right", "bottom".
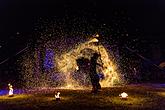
{"left": 89, "top": 38, "right": 99, "bottom": 43}
{"left": 76, "top": 66, "right": 79, "bottom": 70}
{"left": 55, "top": 92, "right": 60, "bottom": 101}
{"left": 95, "top": 34, "right": 99, "bottom": 37}
{"left": 119, "top": 92, "right": 128, "bottom": 99}
{"left": 8, "top": 83, "right": 13, "bottom": 97}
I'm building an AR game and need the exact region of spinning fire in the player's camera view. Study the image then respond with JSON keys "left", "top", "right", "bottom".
{"left": 20, "top": 34, "right": 123, "bottom": 89}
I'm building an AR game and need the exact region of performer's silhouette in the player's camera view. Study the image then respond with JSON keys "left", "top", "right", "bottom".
{"left": 89, "top": 53, "right": 102, "bottom": 93}
{"left": 76, "top": 52, "right": 103, "bottom": 93}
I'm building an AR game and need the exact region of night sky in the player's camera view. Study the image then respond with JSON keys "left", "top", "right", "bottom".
{"left": 0, "top": 0, "right": 165, "bottom": 67}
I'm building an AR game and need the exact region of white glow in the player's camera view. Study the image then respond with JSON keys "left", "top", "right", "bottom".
{"left": 95, "top": 34, "right": 99, "bottom": 37}
{"left": 119, "top": 92, "right": 128, "bottom": 98}
{"left": 55, "top": 92, "right": 60, "bottom": 98}
{"left": 89, "top": 38, "right": 99, "bottom": 43}
{"left": 76, "top": 66, "right": 79, "bottom": 70}
{"left": 8, "top": 83, "right": 13, "bottom": 96}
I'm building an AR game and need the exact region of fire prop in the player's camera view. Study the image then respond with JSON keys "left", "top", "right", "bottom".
{"left": 55, "top": 92, "right": 60, "bottom": 101}
{"left": 119, "top": 92, "right": 128, "bottom": 99}
{"left": 8, "top": 83, "right": 14, "bottom": 97}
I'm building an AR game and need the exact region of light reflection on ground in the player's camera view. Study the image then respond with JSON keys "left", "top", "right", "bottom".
{"left": 0, "top": 89, "right": 23, "bottom": 96}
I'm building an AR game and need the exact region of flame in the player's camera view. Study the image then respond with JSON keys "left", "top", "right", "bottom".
{"left": 8, "top": 83, "right": 13, "bottom": 96}
{"left": 119, "top": 92, "right": 128, "bottom": 98}
{"left": 55, "top": 92, "right": 60, "bottom": 98}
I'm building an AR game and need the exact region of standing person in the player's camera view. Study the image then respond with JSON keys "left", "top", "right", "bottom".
{"left": 89, "top": 53, "right": 102, "bottom": 93}
{"left": 133, "top": 67, "right": 140, "bottom": 83}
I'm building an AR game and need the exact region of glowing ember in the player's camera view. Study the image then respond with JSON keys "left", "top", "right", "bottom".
{"left": 8, "top": 83, "right": 13, "bottom": 96}
{"left": 119, "top": 92, "right": 128, "bottom": 99}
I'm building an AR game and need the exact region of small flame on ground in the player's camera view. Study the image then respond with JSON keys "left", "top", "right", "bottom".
{"left": 55, "top": 92, "right": 60, "bottom": 98}
{"left": 8, "top": 83, "right": 13, "bottom": 96}
{"left": 119, "top": 92, "right": 128, "bottom": 99}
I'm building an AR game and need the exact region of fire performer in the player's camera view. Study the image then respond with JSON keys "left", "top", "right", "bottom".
{"left": 76, "top": 52, "right": 104, "bottom": 93}
{"left": 89, "top": 52, "right": 103, "bottom": 93}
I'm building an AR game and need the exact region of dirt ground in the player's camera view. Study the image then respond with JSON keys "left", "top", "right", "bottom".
{"left": 0, "top": 84, "right": 165, "bottom": 110}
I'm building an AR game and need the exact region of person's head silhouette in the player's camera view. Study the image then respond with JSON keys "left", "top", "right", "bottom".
{"left": 92, "top": 53, "right": 100, "bottom": 59}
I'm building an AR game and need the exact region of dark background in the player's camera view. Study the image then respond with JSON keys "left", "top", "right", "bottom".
{"left": 0, "top": 0, "right": 165, "bottom": 60}
{"left": 0, "top": 0, "right": 165, "bottom": 87}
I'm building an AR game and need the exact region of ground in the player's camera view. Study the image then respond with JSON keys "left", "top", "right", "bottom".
{"left": 0, "top": 84, "right": 165, "bottom": 110}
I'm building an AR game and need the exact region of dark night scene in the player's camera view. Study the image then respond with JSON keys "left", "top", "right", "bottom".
{"left": 0, "top": 0, "right": 165, "bottom": 110}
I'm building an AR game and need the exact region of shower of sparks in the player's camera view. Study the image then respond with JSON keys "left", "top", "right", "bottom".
{"left": 56, "top": 36, "right": 121, "bottom": 88}
{"left": 19, "top": 35, "right": 122, "bottom": 89}
{"left": 17, "top": 16, "right": 131, "bottom": 90}
{"left": 44, "top": 49, "right": 54, "bottom": 70}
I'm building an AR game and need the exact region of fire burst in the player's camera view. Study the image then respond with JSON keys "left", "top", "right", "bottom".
{"left": 56, "top": 36, "right": 121, "bottom": 88}
{"left": 20, "top": 29, "right": 123, "bottom": 89}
